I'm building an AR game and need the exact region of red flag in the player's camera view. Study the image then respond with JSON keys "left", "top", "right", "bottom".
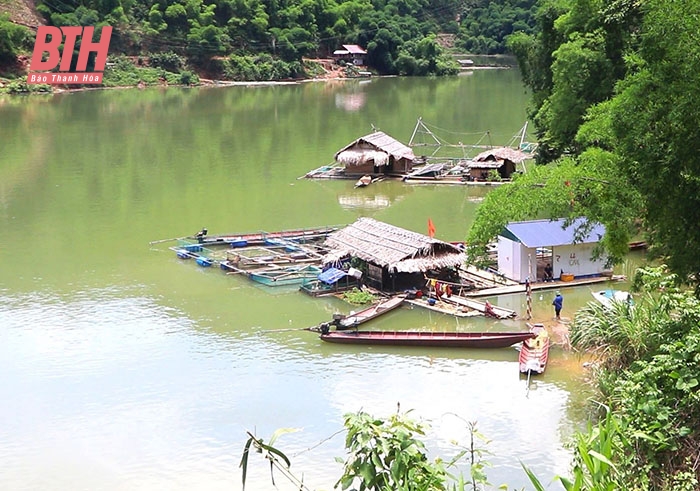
{"left": 427, "top": 218, "right": 436, "bottom": 238}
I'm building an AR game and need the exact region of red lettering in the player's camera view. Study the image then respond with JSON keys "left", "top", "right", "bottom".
{"left": 59, "top": 26, "right": 82, "bottom": 71}
{"left": 76, "top": 26, "right": 112, "bottom": 72}
{"left": 29, "top": 26, "right": 62, "bottom": 71}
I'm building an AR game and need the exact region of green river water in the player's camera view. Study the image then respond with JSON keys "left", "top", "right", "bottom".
{"left": 0, "top": 71, "right": 640, "bottom": 490}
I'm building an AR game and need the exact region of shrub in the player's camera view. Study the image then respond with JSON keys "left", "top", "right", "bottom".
{"left": 149, "top": 51, "right": 185, "bottom": 72}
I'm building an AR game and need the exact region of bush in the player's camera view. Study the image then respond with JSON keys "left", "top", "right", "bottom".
{"left": 0, "top": 14, "right": 32, "bottom": 63}
{"left": 149, "top": 52, "right": 185, "bottom": 72}
{"left": 342, "top": 288, "right": 376, "bottom": 305}
{"left": 5, "top": 80, "right": 52, "bottom": 94}
{"left": 179, "top": 70, "right": 198, "bottom": 85}
{"left": 223, "top": 54, "right": 300, "bottom": 81}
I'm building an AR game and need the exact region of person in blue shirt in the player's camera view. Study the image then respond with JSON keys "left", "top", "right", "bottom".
{"left": 552, "top": 291, "right": 563, "bottom": 320}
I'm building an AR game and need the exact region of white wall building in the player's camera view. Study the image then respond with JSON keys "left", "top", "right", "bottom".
{"left": 497, "top": 218, "right": 609, "bottom": 283}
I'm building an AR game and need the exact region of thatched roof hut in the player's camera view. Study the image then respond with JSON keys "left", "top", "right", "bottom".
{"left": 323, "top": 217, "right": 465, "bottom": 273}
{"left": 335, "top": 131, "right": 416, "bottom": 176}
{"left": 473, "top": 147, "right": 529, "bottom": 164}
{"left": 467, "top": 146, "right": 529, "bottom": 180}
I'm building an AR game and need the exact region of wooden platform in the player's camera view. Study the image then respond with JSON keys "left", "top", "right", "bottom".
{"left": 466, "top": 275, "right": 622, "bottom": 298}
{"left": 405, "top": 297, "right": 483, "bottom": 317}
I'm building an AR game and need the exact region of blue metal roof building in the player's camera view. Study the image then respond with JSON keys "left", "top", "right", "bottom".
{"left": 497, "top": 218, "right": 608, "bottom": 283}
{"left": 500, "top": 218, "right": 606, "bottom": 248}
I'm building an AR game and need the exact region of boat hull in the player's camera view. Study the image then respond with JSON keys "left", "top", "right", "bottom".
{"left": 519, "top": 324, "right": 550, "bottom": 374}
{"left": 592, "top": 289, "right": 633, "bottom": 309}
{"left": 320, "top": 330, "right": 535, "bottom": 348}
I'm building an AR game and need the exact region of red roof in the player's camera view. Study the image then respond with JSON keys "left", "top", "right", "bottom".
{"left": 342, "top": 44, "right": 367, "bottom": 55}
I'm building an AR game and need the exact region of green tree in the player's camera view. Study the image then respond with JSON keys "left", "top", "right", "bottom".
{"left": 0, "top": 14, "right": 32, "bottom": 64}
{"left": 568, "top": 266, "right": 700, "bottom": 487}
{"left": 396, "top": 34, "right": 459, "bottom": 76}
{"left": 465, "top": 155, "right": 641, "bottom": 269}
{"left": 590, "top": 0, "right": 700, "bottom": 286}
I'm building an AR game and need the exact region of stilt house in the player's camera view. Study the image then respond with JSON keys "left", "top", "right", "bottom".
{"left": 467, "top": 147, "right": 529, "bottom": 180}
{"left": 335, "top": 131, "right": 416, "bottom": 176}
{"left": 332, "top": 44, "right": 367, "bottom": 65}
{"left": 497, "top": 218, "right": 609, "bottom": 283}
{"left": 322, "top": 217, "right": 466, "bottom": 291}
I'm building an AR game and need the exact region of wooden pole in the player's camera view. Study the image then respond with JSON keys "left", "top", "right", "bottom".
{"left": 148, "top": 236, "right": 183, "bottom": 245}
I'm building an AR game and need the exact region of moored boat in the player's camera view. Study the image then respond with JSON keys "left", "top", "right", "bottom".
{"left": 310, "top": 295, "right": 405, "bottom": 331}
{"left": 591, "top": 289, "right": 633, "bottom": 309}
{"left": 319, "top": 329, "right": 535, "bottom": 348}
{"left": 519, "top": 323, "right": 550, "bottom": 375}
{"left": 354, "top": 175, "right": 373, "bottom": 188}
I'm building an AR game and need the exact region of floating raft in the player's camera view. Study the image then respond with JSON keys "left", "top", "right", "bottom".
{"left": 467, "top": 275, "right": 622, "bottom": 297}
{"left": 194, "top": 225, "right": 341, "bottom": 247}
{"left": 404, "top": 295, "right": 516, "bottom": 319}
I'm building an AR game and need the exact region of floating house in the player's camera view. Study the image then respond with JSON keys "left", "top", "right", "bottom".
{"left": 335, "top": 131, "right": 416, "bottom": 176}
{"left": 322, "top": 217, "right": 466, "bottom": 291}
{"left": 332, "top": 44, "right": 367, "bottom": 65}
{"left": 497, "top": 218, "right": 609, "bottom": 283}
{"left": 467, "top": 147, "right": 529, "bottom": 180}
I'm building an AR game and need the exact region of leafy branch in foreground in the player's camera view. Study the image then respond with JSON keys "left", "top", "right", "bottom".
{"left": 241, "top": 408, "right": 504, "bottom": 491}
{"left": 240, "top": 428, "right": 306, "bottom": 491}
{"left": 523, "top": 405, "right": 628, "bottom": 491}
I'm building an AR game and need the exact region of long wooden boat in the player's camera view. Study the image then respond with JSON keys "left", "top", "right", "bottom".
{"left": 312, "top": 295, "right": 406, "bottom": 331}
{"left": 519, "top": 323, "right": 550, "bottom": 375}
{"left": 319, "top": 330, "right": 535, "bottom": 348}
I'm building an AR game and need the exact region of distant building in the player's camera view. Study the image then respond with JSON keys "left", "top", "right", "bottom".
{"left": 332, "top": 44, "right": 367, "bottom": 65}
{"left": 335, "top": 131, "right": 415, "bottom": 176}
{"left": 497, "top": 218, "right": 610, "bottom": 283}
{"left": 467, "top": 147, "right": 529, "bottom": 180}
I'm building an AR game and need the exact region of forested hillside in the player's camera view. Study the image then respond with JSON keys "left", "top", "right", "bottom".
{"left": 467, "top": 1, "right": 700, "bottom": 486}
{"left": 0, "top": 0, "right": 537, "bottom": 85}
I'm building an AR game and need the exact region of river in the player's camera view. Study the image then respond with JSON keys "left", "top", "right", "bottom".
{"left": 0, "top": 71, "right": 629, "bottom": 490}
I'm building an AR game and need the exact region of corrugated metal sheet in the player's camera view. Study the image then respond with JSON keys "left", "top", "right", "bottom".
{"left": 502, "top": 218, "right": 605, "bottom": 248}
{"left": 342, "top": 44, "right": 367, "bottom": 54}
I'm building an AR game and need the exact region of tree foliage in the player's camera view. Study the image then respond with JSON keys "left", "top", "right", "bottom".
{"left": 0, "top": 14, "right": 32, "bottom": 64}
{"left": 20, "top": 0, "right": 472, "bottom": 78}
{"left": 458, "top": 0, "right": 539, "bottom": 55}
{"left": 337, "top": 410, "right": 450, "bottom": 490}
{"left": 499, "top": 0, "right": 700, "bottom": 288}
{"left": 465, "top": 154, "right": 642, "bottom": 268}
{"left": 569, "top": 266, "right": 700, "bottom": 488}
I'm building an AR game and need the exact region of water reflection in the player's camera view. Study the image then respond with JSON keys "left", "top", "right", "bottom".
{"left": 1, "top": 76, "right": 608, "bottom": 490}
{"left": 334, "top": 91, "right": 367, "bottom": 112}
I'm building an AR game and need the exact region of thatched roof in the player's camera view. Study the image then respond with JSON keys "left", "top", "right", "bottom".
{"left": 335, "top": 131, "right": 416, "bottom": 167}
{"left": 473, "top": 147, "right": 529, "bottom": 164}
{"left": 467, "top": 160, "right": 504, "bottom": 169}
{"left": 323, "top": 217, "right": 466, "bottom": 273}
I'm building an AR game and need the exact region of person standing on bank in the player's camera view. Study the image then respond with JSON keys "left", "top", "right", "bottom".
{"left": 552, "top": 291, "right": 563, "bottom": 320}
